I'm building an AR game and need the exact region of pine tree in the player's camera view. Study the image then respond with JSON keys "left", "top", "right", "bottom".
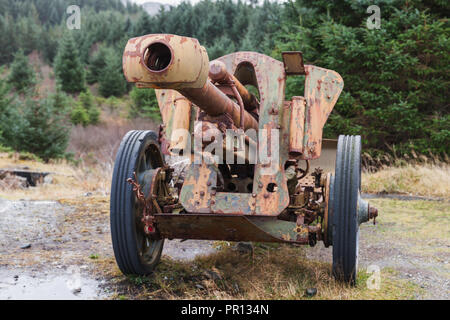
{"left": 129, "top": 87, "right": 160, "bottom": 120}
{"left": 0, "top": 14, "right": 18, "bottom": 64}
{"left": 79, "top": 89, "right": 94, "bottom": 110}
{"left": 134, "top": 12, "right": 153, "bottom": 36}
{"left": 98, "top": 51, "right": 127, "bottom": 98}
{"left": 7, "top": 50, "right": 36, "bottom": 92}
{"left": 0, "top": 72, "right": 17, "bottom": 145}
{"left": 16, "top": 15, "right": 41, "bottom": 55}
{"left": 71, "top": 104, "right": 89, "bottom": 127}
{"left": 0, "top": 71, "right": 12, "bottom": 117}
{"left": 207, "top": 35, "right": 235, "bottom": 60}
{"left": 51, "top": 85, "right": 73, "bottom": 115}
{"left": 17, "top": 95, "right": 70, "bottom": 161}
{"left": 39, "top": 25, "right": 60, "bottom": 64}
{"left": 86, "top": 46, "right": 108, "bottom": 84}
{"left": 54, "top": 33, "right": 85, "bottom": 94}
{"left": 80, "top": 89, "right": 100, "bottom": 124}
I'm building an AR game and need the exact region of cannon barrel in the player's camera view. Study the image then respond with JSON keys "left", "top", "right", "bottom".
{"left": 209, "top": 60, "right": 259, "bottom": 112}
{"left": 122, "top": 34, "right": 258, "bottom": 130}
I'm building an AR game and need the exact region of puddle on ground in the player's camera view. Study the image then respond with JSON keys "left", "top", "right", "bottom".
{"left": 0, "top": 198, "right": 221, "bottom": 299}
{"left": 0, "top": 270, "right": 106, "bottom": 300}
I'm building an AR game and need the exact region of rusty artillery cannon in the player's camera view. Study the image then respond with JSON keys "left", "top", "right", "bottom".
{"left": 110, "top": 34, "right": 378, "bottom": 284}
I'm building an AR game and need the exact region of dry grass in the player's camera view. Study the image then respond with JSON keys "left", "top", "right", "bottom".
{"left": 90, "top": 197, "right": 447, "bottom": 300}
{"left": 67, "top": 115, "right": 158, "bottom": 166}
{"left": 0, "top": 115, "right": 158, "bottom": 200}
{"left": 362, "top": 163, "right": 450, "bottom": 198}
{"left": 0, "top": 152, "right": 111, "bottom": 200}
{"left": 365, "top": 199, "right": 450, "bottom": 256}
{"left": 94, "top": 244, "right": 421, "bottom": 300}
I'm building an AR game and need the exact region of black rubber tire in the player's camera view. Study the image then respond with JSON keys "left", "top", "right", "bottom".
{"left": 110, "top": 130, "right": 165, "bottom": 275}
{"left": 331, "top": 135, "right": 361, "bottom": 285}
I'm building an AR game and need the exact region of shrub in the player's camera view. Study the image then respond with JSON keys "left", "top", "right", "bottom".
{"left": 87, "top": 105, "right": 101, "bottom": 125}
{"left": 98, "top": 50, "right": 127, "bottom": 98}
{"left": 15, "top": 95, "right": 71, "bottom": 161}
{"left": 70, "top": 89, "right": 101, "bottom": 126}
{"left": 0, "top": 144, "right": 13, "bottom": 153}
{"left": 105, "top": 96, "right": 120, "bottom": 110}
{"left": 7, "top": 50, "right": 36, "bottom": 92}
{"left": 71, "top": 104, "right": 90, "bottom": 127}
{"left": 86, "top": 46, "right": 109, "bottom": 85}
{"left": 79, "top": 90, "right": 95, "bottom": 110}
{"left": 129, "top": 86, "right": 160, "bottom": 120}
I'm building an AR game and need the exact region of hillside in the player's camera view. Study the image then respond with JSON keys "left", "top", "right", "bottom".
{"left": 0, "top": 0, "right": 448, "bottom": 160}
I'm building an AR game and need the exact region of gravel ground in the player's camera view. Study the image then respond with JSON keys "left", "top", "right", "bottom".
{"left": 306, "top": 229, "right": 449, "bottom": 300}
{"left": 0, "top": 196, "right": 448, "bottom": 300}
{"left": 306, "top": 197, "right": 450, "bottom": 300}
{"left": 0, "top": 198, "right": 216, "bottom": 299}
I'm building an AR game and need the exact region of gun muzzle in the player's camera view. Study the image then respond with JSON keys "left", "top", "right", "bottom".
{"left": 123, "top": 34, "right": 258, "bottom": 131}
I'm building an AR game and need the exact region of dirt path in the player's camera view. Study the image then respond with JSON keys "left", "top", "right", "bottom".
{"left": 0, "top": 196, "right": 448, "bottom": 300}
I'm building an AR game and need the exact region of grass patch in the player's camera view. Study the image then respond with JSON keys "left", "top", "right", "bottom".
{"left": 96, "top": 244, "right": 421, "bottom": 300}
{"left": 362, "top": 198, "right": 450, "bottom": 265}
{"left": 362, "top": 163, "right": 449, "bottom": 198}
{"left": 366, "top": 199, "right": 450, "bottom": 242}
{"left": 0, "top": 152, "right": 111, "bottom": 200}
{"left": 0, "top": 145, "right": 13, "bottom": 153}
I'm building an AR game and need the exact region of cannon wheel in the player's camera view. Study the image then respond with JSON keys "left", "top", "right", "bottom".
{"left": 110, "top": 130, "right": 165, "bottom": 275}
{"left": 331, "top": 135, "right": 361, "bottom": 285}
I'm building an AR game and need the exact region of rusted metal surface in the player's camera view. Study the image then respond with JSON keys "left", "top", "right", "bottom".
{"left": 299, "top": 65, "right": 344, "bottom": 160}
{"left": 155, "top": 214, "right": 284, "bottom": 242}
{"left": 120, "top": 33, "right": 378, "bottom": 252}
{"left": 155, "top": 89, "right": 198, "bottom": 155}
{"left": 308, "top": 139, "right": 338, "bottom": 173}
{"left": 288, "top": 96, "right": 306, "bottom": 156}
{"left": 169, "top": 95, "right": 191, "bottom": 153}
{"left": 127, "top": 171, "right": 156, "bottom": 234}
{"left": 209, "top": 60, "right": 259, "bottom": 113}
{"left": 154, "top": 214, "right": 313, "bottom": 244}
{"left": 217, "top": 52, "right": 290, "bottom": 216}
{"left": 179, "top": 80, "right": 258, "bottom": 131}
{"left": 123, "top": 34, "right": 257, "bottom": 131}
{"left": 174, "top": 51, "right": 291, "bottom": 216}
{"left": 127, "top": 165, "right": 179, "bottom": 236}
{"left": 123, "top": 34, "right": 209, "bottom": 89}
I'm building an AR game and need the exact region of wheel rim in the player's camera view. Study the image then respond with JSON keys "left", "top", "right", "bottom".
{"left": 133, "top": 140, "right": 164, "bottom": 266}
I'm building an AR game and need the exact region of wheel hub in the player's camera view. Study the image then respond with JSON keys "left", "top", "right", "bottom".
{"left": 127, "top": 167, "right": 175, "bottom": 236}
